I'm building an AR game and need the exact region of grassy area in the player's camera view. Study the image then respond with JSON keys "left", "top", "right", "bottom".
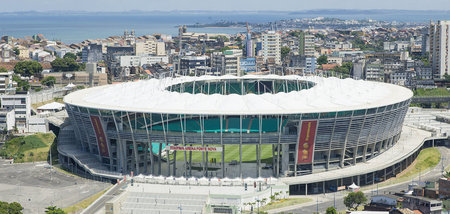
{"left": 399, "top": 147, "right": 440, "bottom": 178}
{"left": 361, "top": 147, "right": 441, "bottom": 191}
{"left": 0, "top": 133, "right": 56, "bottom": 163}
{"left": 259, "top": 198, "right": 312, "bottom": 212}
{"left": 174, "top": 144, "right": 273, "bottom": 164}
{"left": 413, "top": 88, "right": 450, "bottom": 97}
{"left": 63, "top": 187, "right": 110, "bottom": 214}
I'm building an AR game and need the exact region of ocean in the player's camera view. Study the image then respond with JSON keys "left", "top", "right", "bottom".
{"left": 1, "top": 10, "right": 450, "bottom": 44}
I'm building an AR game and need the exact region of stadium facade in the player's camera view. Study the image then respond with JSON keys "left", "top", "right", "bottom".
{"left": 62, "top": 75, "right": 413, "bottom": 179}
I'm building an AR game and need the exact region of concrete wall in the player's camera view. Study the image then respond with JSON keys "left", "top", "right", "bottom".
{"left": 29, "top": 88, "right": 67, "bottom": 104}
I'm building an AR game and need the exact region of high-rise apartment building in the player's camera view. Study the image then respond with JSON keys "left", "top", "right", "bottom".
{"left": 211, "top": 49, "right": 242, "bottom": 76}
{"left": 261, "top": 31, "right": 281, "bottom": 65}
{"left": 82, "top": 43, "right": 103, "bottom": 63}
{"left": 245, "top": 23, "right": 253, "bottom": 57}
{"left": 429, "top": 20, "right": 450, "bottom": 78}
{"left": 299, "top": 32, "right": 315, "bottom": 57}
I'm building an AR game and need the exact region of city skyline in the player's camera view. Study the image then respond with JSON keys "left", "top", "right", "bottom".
{"left": 2, "top": 0, "right": 450, "bottom": 12}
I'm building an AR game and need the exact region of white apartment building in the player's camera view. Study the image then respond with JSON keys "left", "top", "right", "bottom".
{"left": 211, "top": 49, "right": 242, "bottom": 76}
{"left": 430, "top": 20, "right": 450, "bottom": 78}
{"left": 302, "top": 33, "right": 315, "bottom": 57}
{"left": 0, "top": 109, "right": 15, "bottom": 131}
{"left": 0, "top": 93, "right": 31, "bottom": 132}
{"left": 119, "top": 55, "right": 169, "bottom": 67}
{"left": 135, "top": 40, "right": 166, "bottom": 56}
{"left": 0, "top": 71, "right": 16, "bottom": 94}
{"left": 327, "top": 57, "right": 343, "bottom": 65}
{"left": 261, "top": 31, "right": 281, "bottom": 65}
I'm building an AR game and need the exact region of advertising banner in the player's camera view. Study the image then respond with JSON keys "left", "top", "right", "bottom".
{"left": 167, "top": 146, "right": 223, "bottom": 152}
{"left": 297, "top": 120, "right": 317, "bottom": 164}
{"left": 90, "top": 116, "right": 109, "bottom": 157}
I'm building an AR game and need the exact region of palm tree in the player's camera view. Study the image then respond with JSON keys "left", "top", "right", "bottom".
{"left": 256, "top": 199, "right": 261, "bottom": 213}
{"left": 261, "top": 198, "right": 267, "bottom": 206}
{"left": 274, "top": 192, "right": 280, "bottom": 200}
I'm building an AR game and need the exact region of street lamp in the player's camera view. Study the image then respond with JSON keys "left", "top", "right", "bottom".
{"left": 316, "top": 197, "right": 319, "bottom": 214}
{"left": 416, "top": 167, "right": 421, "bottom": 184}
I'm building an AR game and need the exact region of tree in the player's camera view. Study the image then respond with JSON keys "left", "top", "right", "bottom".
{"left": 13, "top": 75, "right": 30, "bottom": 92}
{"left": 0, "top": 67, "right": 7, "bottom": 73}
{"left": 41, "top": 76, "right": 56, "bottom": 87}
{"left": 445, "top": 171, "right": 450, "bottom": 178}
{"left": 281, "top": 46, "right": 291, "bottom": 60}
{"left": 14, "top": 61, "right": 43, "bottom": 77}
{"left": 317, "top": 55, "right": 328, "bottom": 65}
{"left": 13, "top": 47, "right": 20, "bottom": 56}
{"left": 220, "top": 46, "right": 231, "bottom": 53}
{"left": 45, "top": 206, "right": 65, "bottom": 214}
{"left": 63, "top": 52, "right": 77, "bottom": 61}
{"left": 343, "top": 191, "right": 367, "bottom": 210}
{"left": 51, "top": 58, "right": 80, "bottom": 72}
{"left": 331, "top": 62, "right": 353, "bottom": 76}
{"left": 0, "top": 201, "right": 24, "bottom": 214}
{"left": 326, "top": 206, "right": 337, "bottom": 214}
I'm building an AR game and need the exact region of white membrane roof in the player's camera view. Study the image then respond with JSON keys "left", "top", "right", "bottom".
{"left": 63, "top": 75, "right": 413, "bottom": 115}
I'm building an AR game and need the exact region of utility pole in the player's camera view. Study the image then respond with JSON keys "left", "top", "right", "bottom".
{"left": 178, "top": 25, "right": 182, "bottom": 76}
{"left": 334, "top": 191, "right": 336, "bottom": 209}
{"left": 316, "top": 197, "right": 319, "bottom": 213}
{"left": 442, "top": 157, "right": 446, "bottom": 174}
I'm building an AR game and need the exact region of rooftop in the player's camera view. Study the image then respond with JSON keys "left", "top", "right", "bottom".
{"left": 64, "top": 75, "right": 413, "bottom": 115}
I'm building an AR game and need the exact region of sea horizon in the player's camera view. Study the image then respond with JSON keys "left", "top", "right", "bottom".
{"left": 1, "top": 9, "right": 450, "bottom": 44}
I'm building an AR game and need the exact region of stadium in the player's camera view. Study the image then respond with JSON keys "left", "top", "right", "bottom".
{"left": 62, "top": 75, "right": 412, "bottom": 182}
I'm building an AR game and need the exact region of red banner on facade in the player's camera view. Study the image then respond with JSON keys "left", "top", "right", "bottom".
{"left": 90, "top": 116, "right": 109, "bottom": 157}
{"left": 297, "top": 120, "right": 317, "bottom": 164}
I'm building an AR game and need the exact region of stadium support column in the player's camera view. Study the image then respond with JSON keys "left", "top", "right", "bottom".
{"left": 327, "top": 114, "right": 338, "bottom": 170}
{"left": 160, "top": 114, "right": 169, "bottom": 176}
{"left": 111, "top": 110, "right": 126, "bottom": 173}
{"left": 277, "top": 115, "right": 282, "bottom": 178}
{"left": 354, "top": 111, "right": 367, "bottom": 166}
{"left": 258, "top": 115, "right": 262, "bottom": 177}
{"left": 364, "top": 112, "right": 376, "bottom": 163}
{"left": 201, "top": 115, "right": 206, "bottom": 177}
{"left": 239, "top": 115, "right": 243, "bottom": 178}
{"left": 143, "top": 113, "right": 155, "bottom": 175}
{"left": 180, "top": 115, "right": 187, "bottom": 177}
{"left": 220, "top": 115, "right": 225, "bottom": 178}
{"left": 203, "top": 116, "right": 209, "bottom": 177}
{"left": 341, "top": 116, "right": 354, "bottom": 168}
{"left": 126, "top": 112, "right": 140, "bottom": 175}
{"left": 98, "top": 111, "right": 113, "bottom": 171}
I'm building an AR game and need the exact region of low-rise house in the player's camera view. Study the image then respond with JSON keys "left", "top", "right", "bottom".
{"left": 401, "top": 195, "right": 442, "bottom": 214}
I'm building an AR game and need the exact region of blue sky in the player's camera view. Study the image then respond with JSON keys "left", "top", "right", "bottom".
{"left": 2, "top": 0, "right": 450, "bottom": 12}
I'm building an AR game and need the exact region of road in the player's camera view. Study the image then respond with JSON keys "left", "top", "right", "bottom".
{"left": 270, "top": 146, "right": 450, "bottom": 214}
{"left": 0, "top": 159, "right": 111, "bottom": 214}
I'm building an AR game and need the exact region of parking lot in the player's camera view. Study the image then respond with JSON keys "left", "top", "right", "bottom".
{"left": 0, "top": 159, "right": 111, "bottom": 214}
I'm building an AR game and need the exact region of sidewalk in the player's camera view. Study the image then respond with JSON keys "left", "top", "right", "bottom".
{"left": 267, "top": 146, "right": 450, "bottom": 214}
